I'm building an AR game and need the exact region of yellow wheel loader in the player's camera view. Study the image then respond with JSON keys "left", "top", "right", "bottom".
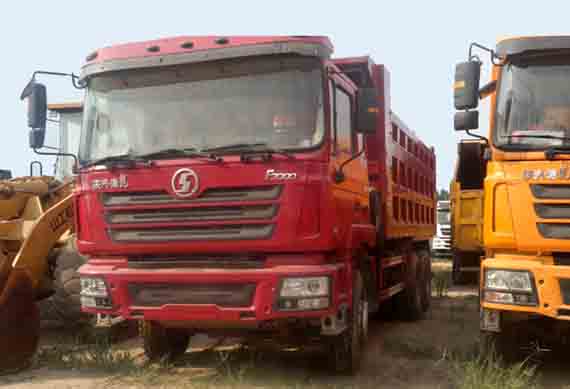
{"left": 0, "top": 175, "right": 85, "bottom": 371}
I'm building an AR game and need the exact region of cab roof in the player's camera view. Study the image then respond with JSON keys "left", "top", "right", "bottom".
{"left": 81, "top": 36, "right": 333, "bottom": 79}
{"left": 496, "top": 35, "right": 570, "bottom": 57}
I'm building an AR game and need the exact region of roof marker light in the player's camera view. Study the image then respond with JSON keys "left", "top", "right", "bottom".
{"left": 86, "top": 51, "right": 98, "bottom": 62}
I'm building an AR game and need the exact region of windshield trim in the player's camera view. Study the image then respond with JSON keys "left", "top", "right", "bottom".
{"left": 492, "top": 61, "right": 570, "bottom": 152}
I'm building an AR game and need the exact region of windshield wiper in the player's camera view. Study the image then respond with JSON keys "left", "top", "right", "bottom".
{"left": 137, "top": 148, "right": 222, "bottom": 162}
{"left": 545, "top": 145, "right": 570, "bottom": 160}
{"left": 504, "top": 134, "right": 570, "bottom": 141}
{"left": 82, "top": 153, "right": 152, "bottom": 169}
{"left": 203, "top": 143, "right": 295, "bottom": 160}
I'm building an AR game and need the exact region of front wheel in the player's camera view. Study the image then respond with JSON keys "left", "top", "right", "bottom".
{"left": 328, "top": 271, "right": 367, "bottom": 375}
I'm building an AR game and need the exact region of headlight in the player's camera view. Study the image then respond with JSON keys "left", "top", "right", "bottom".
{"left": 277, "top": 277, "right": 330, "bottom": 311}
{"left": 280, "top": 277, "right": 329, "bottom": 298}
{"left": 80, "top": 277, "right": 109, "bottom": 298}
{"left": 485, "top": 270, "right": 533, "bottom": 292}
{"left": 483, "top": 269, "right": 537, "bottom": 306}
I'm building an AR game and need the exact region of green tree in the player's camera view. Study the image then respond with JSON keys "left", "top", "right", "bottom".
{"left": 437, "top": 189, "right": 450, "bottom": 201}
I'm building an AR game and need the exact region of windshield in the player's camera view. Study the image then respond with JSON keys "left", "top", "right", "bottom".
{"left": 494, "top": 57, "right": 570, "bottom": 150}
{"left": 437, "top": 210, "right": 450, "bottom": 225}
{"left": 79, "top": 56, "right": 325, "bottom": 163}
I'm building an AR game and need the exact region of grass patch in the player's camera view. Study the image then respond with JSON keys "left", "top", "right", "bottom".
{"left": 448, "top": 344, "right": 540, "bottom": 389}
{"left": 34, "top": 332, "right": 138, "bottom": 374}
{"left": 432, "top": 269, "right": 451, "bottom": 298}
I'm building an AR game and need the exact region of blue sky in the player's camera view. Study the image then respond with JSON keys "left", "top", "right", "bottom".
{"left": 0, "top": 1, "right": 565, "bottom": 187}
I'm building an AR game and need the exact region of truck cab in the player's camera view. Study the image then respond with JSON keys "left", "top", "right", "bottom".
{"left": 454, "top": 35, "right": 570, "bottom": 354}
{"left": 21, "top": 35, "right": 436, "bottom": 374}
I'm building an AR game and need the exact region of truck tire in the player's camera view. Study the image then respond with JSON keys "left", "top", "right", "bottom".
{"left": 328, "top": 271, "right": 367, "bottom": 375}
{"left": 141, "top": 321, "right": 190, "bottom": 361}
{"left": 38, "top": 237, "right": 88, "bottom": 327}
{"left": 418, "top": 250, "right": 432, "bottom": 313}
{"left": 452, "top": 252, "right": 466, "bottom": 285}
{"left": 480, "top": 330, "right": 520, "bottom": 363}
{"left": 395, "top": 252, "right": 425, "bottom": 321}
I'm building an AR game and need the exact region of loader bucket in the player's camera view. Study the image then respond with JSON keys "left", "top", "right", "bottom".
{"left": 0, "top": 267, "right": 40, "bottom": 372}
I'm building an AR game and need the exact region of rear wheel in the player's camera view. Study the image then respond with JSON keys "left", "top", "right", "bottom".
{"left": 141, "top": 321, "right": 191, "bottom": 361}
{"left": 396, "top": 251, "right": 425, "bottom": 321}
{"left": 328, "top": 271, "right": 367, "bottom": 375}
{"left": 452, "top": 251, "right": 466, "bottom": 285}
{"left": 418, "top": 250, "right": 432, "bottom": 313}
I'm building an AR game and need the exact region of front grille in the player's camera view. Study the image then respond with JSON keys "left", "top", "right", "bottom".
{"left": 103, "top": 185, "right": 282, "bottom": 243}
{"left": 128, "top": 283, "right": 256, "bottom": 307}
{"left": 560, "top": 279, "right": 570, "bottom": 305}
{"left": 535, "top": 204, "right": 570, "bottom": 219}
{"left": 102, "top": 185, "right": 282, "bottom": 206}
{"left": 537, "top": 223, "right": 570, "bottom": 239}
{"left": 106, "top": 204, "right": 278, "bottom": 224}
{"left": 110, "top": 224, "right": 275, "bottom": 242}
{"left": 128, "top": 254, "right": 266, "bottom": 269}
{"left": 553, "top": 253, "right": 570, "bottom": 266}
{"left": 531, "top": 184, "right": 570, "bottom": 199}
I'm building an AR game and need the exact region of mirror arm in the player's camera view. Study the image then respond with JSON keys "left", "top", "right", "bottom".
{"left": 24, "top": 71, "right": 86, "bottom": 93}
{"left": 33, "top": 148, "right": 79, "bottom": 173}
{"left": 335, "top": 148, "right": 366, "bottom": 183}
{"left": 465, "top": 129, "right": 489, "bottom": 145}
{"left": 469, "top": 42, "right": 504, "bottom": 65}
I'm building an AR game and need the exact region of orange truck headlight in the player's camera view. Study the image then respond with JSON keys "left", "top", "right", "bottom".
{"left": 483, "top": 269, "right": 538, "bottom": 306}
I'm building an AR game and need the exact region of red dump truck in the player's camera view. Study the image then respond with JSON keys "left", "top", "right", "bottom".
{"left": 22, "top": 36, "right": 436, "bottom": 374}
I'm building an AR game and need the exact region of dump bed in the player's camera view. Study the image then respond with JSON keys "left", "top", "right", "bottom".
{"left": 333, "top": 57, "right": 437, "bottom": 242}
{"left": 450, "top": 140, "right": 486, "bottom": 252}
{"left": 450, "top": 182, "right": 483, "bottom": 251}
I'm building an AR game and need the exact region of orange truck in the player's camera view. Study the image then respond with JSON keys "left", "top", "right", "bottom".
{"left": 454, "top": 35, "right": 570, "bottom": 356}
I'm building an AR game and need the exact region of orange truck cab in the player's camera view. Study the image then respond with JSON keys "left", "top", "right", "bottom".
{"left": 454, "top": 36, "right": 570, "bottom": 354}
{"left": 21, "top": 35, "right": 436, "bottom": 374}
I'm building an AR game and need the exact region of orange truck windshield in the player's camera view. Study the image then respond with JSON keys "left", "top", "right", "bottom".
{"left": 494, "top": 58, "right": 570, "bottom": 151}
{"left": 79, "top": 56, "right": 324, "bottom": 163}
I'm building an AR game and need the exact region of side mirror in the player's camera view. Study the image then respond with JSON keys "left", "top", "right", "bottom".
{"left": 29, "top": 129, "right": 46, "bottom": 149}
{"left": 20, "top": 81, "right": 47, "bottom": 149}
{"left": 356, "top": 88, "right": 378, "bottom": 135}
{"left": 454, "top": 111, "right": 479, "bottom": 131}
{"left": 454, "top": 61, "right": 481, "bottom": 110}
{"left": 0, "top": 169, "right": 12, "bottom": 180}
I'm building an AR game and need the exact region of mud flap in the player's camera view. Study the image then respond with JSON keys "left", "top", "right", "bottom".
{"left": 0, "top": 268, "right": 40, "bottom": 371}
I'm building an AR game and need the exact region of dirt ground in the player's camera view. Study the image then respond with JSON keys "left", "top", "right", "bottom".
{"left": 1, "top": 260, "right": 569, "bottom": 389}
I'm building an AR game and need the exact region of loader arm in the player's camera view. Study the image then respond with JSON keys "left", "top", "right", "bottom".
{"left": 11, "top": 193, "right": 74, "bottom": 290}
{"left": 0, "top": 192, "right": 74, "bottom": 372}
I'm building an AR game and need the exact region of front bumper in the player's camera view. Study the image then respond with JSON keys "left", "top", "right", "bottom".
{"left": 78, "top": 259, "right": 348, "bottom": 330}
{"left": 481, "top": 257, "right": 570, "bottom": 321}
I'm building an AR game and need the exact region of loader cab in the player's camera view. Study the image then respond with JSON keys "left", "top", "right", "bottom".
{"left": 47, "top": 103, "right": 83, "bottom": 179}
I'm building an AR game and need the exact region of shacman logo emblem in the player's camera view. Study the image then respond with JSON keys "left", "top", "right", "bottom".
{"left": 171, "top": 168, "right": 200, "bottom": 198}
{"left": 523, "top": 167, "right": 570, "bottom": 180}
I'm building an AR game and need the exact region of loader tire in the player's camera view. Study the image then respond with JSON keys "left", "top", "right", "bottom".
{"left": 141, "top": 321, "right": 191, "bottom": 361}
{"left": 38, "top": 237, "right": 88, "bottom": 327}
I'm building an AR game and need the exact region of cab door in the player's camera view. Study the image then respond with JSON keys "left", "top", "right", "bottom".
{"left": 328, "top": 73, "right": 370, "bottom": 240}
